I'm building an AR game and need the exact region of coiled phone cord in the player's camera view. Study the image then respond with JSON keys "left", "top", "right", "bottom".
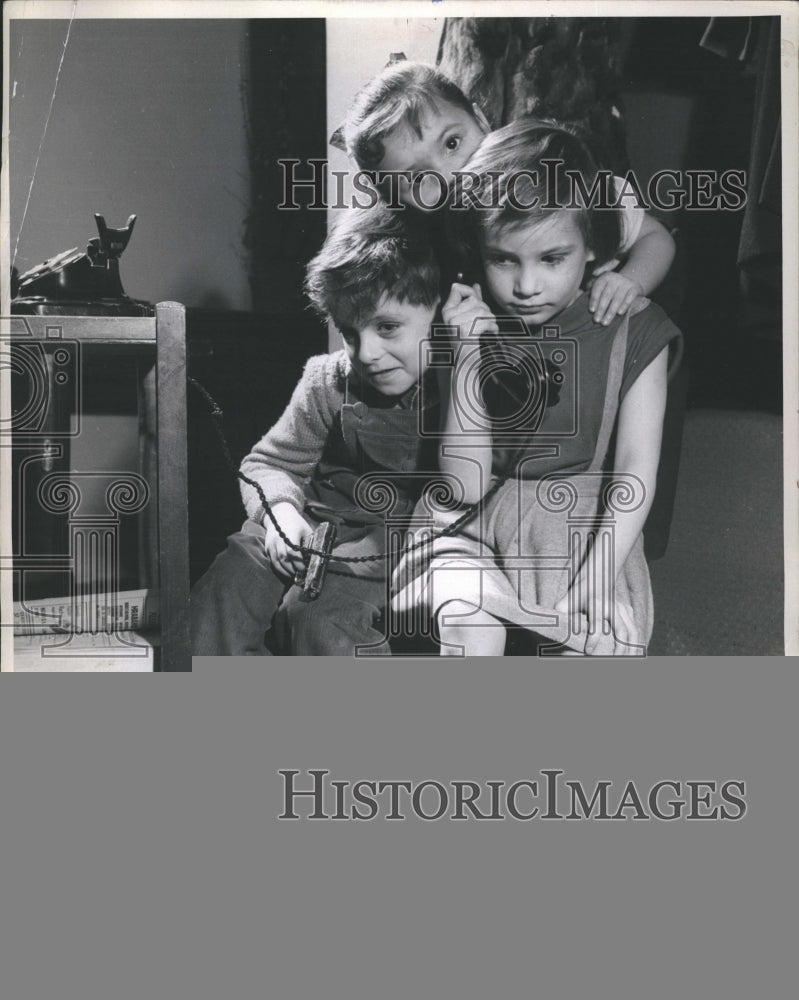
{"left": 189, "top": 377, "right": 511, "bottom": 566}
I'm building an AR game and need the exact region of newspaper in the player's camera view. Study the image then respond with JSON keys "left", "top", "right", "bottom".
{"left": 12, "top": 589, "right": 160, "bottom": 636}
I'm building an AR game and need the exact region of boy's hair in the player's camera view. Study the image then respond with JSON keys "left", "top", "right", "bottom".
{"left": 448, "top": 117, "right": 622, "bottom": 274}
{"left": 343, "top": 62, "right": 477, "bottom": 170}
{"left": 304, "top": 204, "right": 441, "bottom": 330}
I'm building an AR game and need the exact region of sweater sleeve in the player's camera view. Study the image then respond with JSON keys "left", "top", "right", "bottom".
{"left": 614, "top": 174, "right": 645, "bottom": 254}
{"left": 239, "top": 352, "right": 348, "bottom": 524}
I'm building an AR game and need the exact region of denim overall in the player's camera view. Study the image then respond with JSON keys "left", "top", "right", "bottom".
{"left": 301, "top": 377, "right": 438, "bottom": 578}
{"left": 191, "top": 376, "right": 438, "bottom": 655}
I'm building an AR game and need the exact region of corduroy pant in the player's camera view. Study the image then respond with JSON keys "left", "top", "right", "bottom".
{"left": 190, "top": 519, "right": 391, "bottom": 656}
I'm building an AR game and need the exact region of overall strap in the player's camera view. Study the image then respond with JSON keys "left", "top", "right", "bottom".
{"left": 588, "top": 297, "right": 650, "bottom": 473}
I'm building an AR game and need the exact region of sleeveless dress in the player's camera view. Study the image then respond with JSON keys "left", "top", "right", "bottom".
{"left": 391, "top": 298, "right": 663, "bottom": 655}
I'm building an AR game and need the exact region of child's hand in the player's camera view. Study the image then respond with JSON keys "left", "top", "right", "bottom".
{"left": 587, "top": 272, "right": 643, "bottom": 326}
{"left": 555, "top": 579, "right": 639, "bottom": 655}
{"left": 264, "top": 501, "right": 314, "bottom": 578}
{"left": 442, "top": 282, "right": 498, "bottom": 338}
{"left": 439, "top": 282, "right": 496, "bottom": 435}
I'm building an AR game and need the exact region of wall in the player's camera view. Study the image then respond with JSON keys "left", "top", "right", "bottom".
{"left": 6, "top": 16, "right": 253, "bottom": 591}
{"left": 8, "top": 17, "right": 251, "bottom": 311}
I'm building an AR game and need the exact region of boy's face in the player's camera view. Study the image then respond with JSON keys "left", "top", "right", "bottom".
{"left": 377, "top": 100, "right": 486, "bottom": 208}
{"left": 480, "top": 211, "right": 595, "bottom": 325}
{"left": 337, "top": 295, "right": 438, "bottom": 396}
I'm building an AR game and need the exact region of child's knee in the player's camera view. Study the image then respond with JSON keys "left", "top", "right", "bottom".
{"left": 436, "top": 600, "right": 506, "bottom": 656}
{"left": 277, "top": 590, "right": 387, "bottom": 656}
{"left": 190, "top": 525, "right": 288, "bottom": 655}
{"left": 437, "top": 598, "right": 483, "bottom": 623}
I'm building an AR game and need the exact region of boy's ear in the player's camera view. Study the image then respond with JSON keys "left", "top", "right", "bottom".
{"left": 329, "top": 124, "right": 347, "bottom": 151}
{"left": 471, "top": 103, "right": 491, "bottom": 134}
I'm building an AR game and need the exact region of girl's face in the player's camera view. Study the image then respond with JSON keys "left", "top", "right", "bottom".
{"left": 480, "top": 211, "right": 595, "bottom": 325}
{"left": 377, "top": 100, "right": 486, "bottom": 208}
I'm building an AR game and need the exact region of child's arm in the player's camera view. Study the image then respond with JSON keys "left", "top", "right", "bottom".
{"left": 556, "top": 345, "right": 669, "bottom": 652}
{"left": 589, "top": 215, "right": 676, "bottom": 325}
{"left": 240, "top": 354, "right": 342, "bottom": 514}
{"left": 239, "top": 353, "right": 343, "bottom": 575}
{"left": 438, "top": 282, "right": 496, "bottom": 505}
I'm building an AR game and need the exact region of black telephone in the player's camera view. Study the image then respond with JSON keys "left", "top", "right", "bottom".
{"left": 12, "top": 214, "right": 154, "bottom": 316}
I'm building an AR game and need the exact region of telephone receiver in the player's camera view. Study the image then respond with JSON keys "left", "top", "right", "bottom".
{"left": 90, "top": 214, "right": 137, "bottom": 262}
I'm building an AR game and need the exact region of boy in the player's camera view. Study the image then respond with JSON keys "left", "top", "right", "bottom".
{"left": 340, "top": 61, "right": 675, "bottom": 326}
{"left": 190, "top": 204, "right": 446, "bottom": 656}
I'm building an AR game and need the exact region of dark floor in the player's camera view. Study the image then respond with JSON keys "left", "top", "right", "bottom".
{"left": 647, "top": 407, "right": 783, "bottom": 655}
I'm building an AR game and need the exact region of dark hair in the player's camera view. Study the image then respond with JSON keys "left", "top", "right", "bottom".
{"left": 343, "top": 62, "right": 478, "bottom": 170}
{"left": 447, "top": 117, "right": 622, "bottom": 275}
{"left": 304, "top": 204, "right": 440, "bottom": 329}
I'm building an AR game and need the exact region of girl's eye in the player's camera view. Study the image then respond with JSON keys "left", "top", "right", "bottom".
{"left": 444, "top": 135, "right": 461, "bottom": 152}
{"left": 543, "top": 255, "right": 567, "bottom": 266}
{"left": 487, "top": 255, "right": 513, "bottom": 267}
{"left": 377, "top": 323, "right": 400, "bottom": 335}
